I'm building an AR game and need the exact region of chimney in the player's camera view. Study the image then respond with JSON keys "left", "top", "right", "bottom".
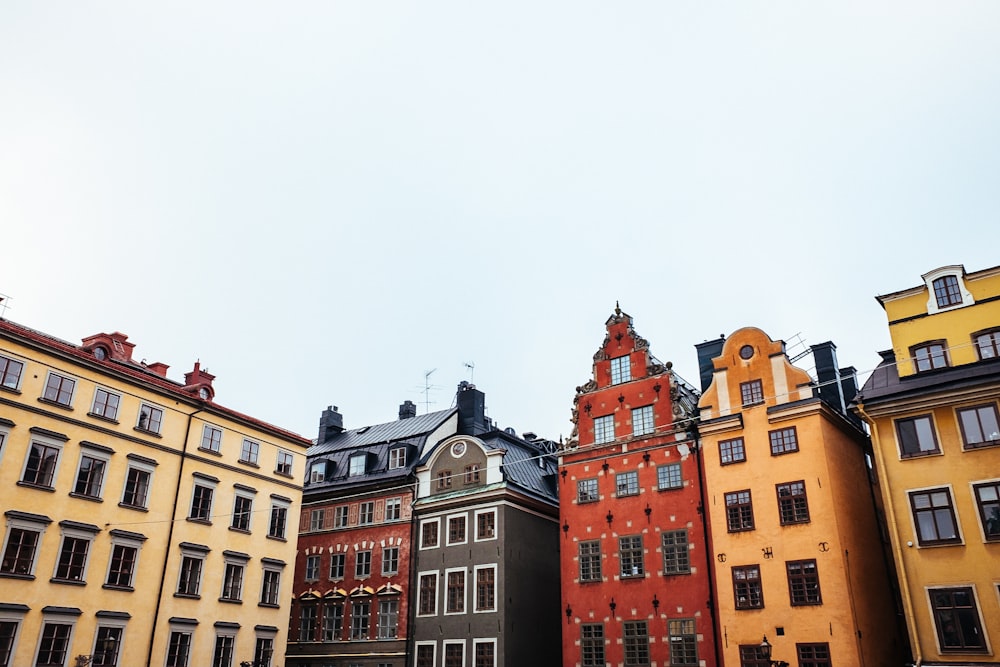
{"left": 146, "top": 362, "right": 170, "bottom": 377}
{"left": 810, "top": 342, "right": 846, "bottom": 414}
{"left": 182, "top": 361, "right": 215, "bottom": 397}
{"left": 694, "top": 336, "right": 726, "bottom": 392}
{"left": 399, "top": 400, "right": 417, "bottom": 420}
{"left": 457, "top": 381, "right": 488, "bottom": 436}
{"left": 318, "top": 405, "right": 344, "bottom": 444}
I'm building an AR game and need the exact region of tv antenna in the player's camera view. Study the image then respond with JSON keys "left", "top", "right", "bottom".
{"left": 421, "top": 369, "right": 438, "bottom": 413}
{"left": 464, "top": 361, "right": 475, "bottom": 384}
{"left": 0, "top": 294, "right": 10, "bottom": 319}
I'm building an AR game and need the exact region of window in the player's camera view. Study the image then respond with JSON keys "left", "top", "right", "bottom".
{"left": 910, "top": 488, "right": 960, "bottom": 545}
{"left": 36, "top": 621, "right": 73, "bottom": 667}
{"left": 1, "top": 511, "right": 50, "bottom": 577}
{"left": 275, "top": 450, "right": 293, "bottom": 475}
{"left": 447, "top": 515, "right": 467, "bottom": 544}
{"left": 389, "top": 447, "right": 406, "bottom": 469}
{"left": 355, "top": 551, "right": 372, "bottom": 578}
{"left": 769, "top": 427, "right": 798, "bottom": 455}
{"left": 436, "top": 470, "right": 452, "bottom": 490}
{"left": 796, "top": 643, "right": 831, "bottom": 667}
{"left": 92, "top": 624, "right": 123, "bottom": 667}
{"left": 200, "top": 425, "right": 222, "bottom": 453}
{"left": 929, "top": 586, "right": 987, "bottom": 652}
{"left": 91, "top": 388, "right": 120, "bottom": 420}
{"left": 239, "top": 439, "right": 259, "bottom": 465}
{"left": 657, "top": 463, "right": 682, "bottom": 491}
{"left": 474, "top": 639, "right": 496, "bottom": 667}
{"left": 787, "top": 559, "right": 822, "bottom": 605}
{"left": 136, "top": 403, "right": 163, "bottom": 434}
{"left": 740, "top": 380, "right": 764, "bottom": 407}
{"left": 166, "top": 630, "right": 192, "bottom": 667}
{"left": 322, "top": 602, "right": 343, "bottom": 641}
{"left": 662, "top": 530, "right": 690, "bottom": 574}
{"left": 43, "top": 372, "right": 75, "bottom": 406}
{"left": 418, "top": 572, "right": 438, "bottom": 615}
{"left": 912, "top": 342, "right": 949, "bottom": 372}
{"left": 420, "top": 520, "right": 439, "bottom": 548}
{"left": 298, "top": 605, "right": 317, "bottom": 641}
{"left": 594, "top": 415, "right": 615, "bottom": 444}
{"left": 357, "top": 501, "right": 374, "bottom": 525}
{"left": 619, "top": 535, "right": 644, "bottom": 578}
{"left": 377, "top": 600, "right": 398, "bottom": 639}
{"left": 974, "top": 481, "right": 1000, "bottom": 540}
{"left": 177, "top": 552, "right": 204, "bottom": 597}
{"left": 616, "top": 471, "right": 639, "bottom": 497}
{"left": 581, "top": 624, "right": 605, "bottom": 667}
{"left": 725, "top": 490, "right": 755, "bottom": 532}
{"left": 958, "top": 404, "right": 1000, "bottom": 449}
{"left": 385, "top": 497, "right": 402, "bottom": 521}
{"left": 776, "top": 481, "right": 810, "bottom": 525}
{"left": 446, "top": 570, "right": 466, "bottom": 613}
{"left": 475, "top": 565, "right": 496, "bottom": 611}
{"left": 329, "top": 553, "right": 345, "bottom": 579}
{"left": 444, "top": 642, "right": 465, "bottom": 667}
{"left": 73, "top": 451, "right": 108, "bottom": 499}
{"left": 349, "top": 453, "right": 367, "bottom": 476}
{"left": 668, "top": 619, "right": 697, "bottom": 665}
{"left": 632, "top": 405, "right": 654, "bottom": 436}
{"left": 933, "top": 275, "right": 963, "bottom": 308}
{"left": 579, "top": 540, "right": 602, "bottom": 582}
{"left": 738, "top": 645, "right": 770, "bottom": 667}
{"left": 53, "top": 523, "right": 97, "bottom": 582}
{"left": 896, "top": 415, "right": 939, "bottom": 457}
{"left": 309, "top": 509, "right": 325, "bottom": 531}
{"left": 0, "top": 355, "right": 24, "bottom": 390}
{"left": 260, "top": 569, "right": 281, "bottom": 606}
{"left": 464, "top": 464, "right": 481, "bottom": 484}
{"left": 253, "top": 637, "right": 274, "bottom": 667}
{"left": 189, "top": 483, "right": 214, "bottom": 522}
{"left": 268, "top": 498, "right": 289, "bottom": 538}
{"left": 382, "top": 546, "right": 399, "bottom": 575}
{"left": 623, "top": 621, "right": 649, "bottom": 666}
{"left": 350, "top": 601, "right": 370, "bottom": 640}
{"left": 0, "top": 618, "right": 19, "bottom": 667}
{"left": 232, "top": 494, "right": 253, "bottom": 532}
{"left": 416, "top": 644, "right": 436, "bottom": 667}
{"left": 975, "top": 329, "right": 1000, "bottom": 360}
{"left": 577, "top": 478, "right": 598, "bottom": 503}
{"left": 476, "top": 510, "right": 496, "bottom": 540}
{"left": 121, "top": 458, "right": 154, "bottom": 509}
{"left": 610, "top": 355, "right": 631, "bottom": 385}
{"left": 719, "top": 437, "right": 746, "bottom": 465}
{"left": 732, "top": 565, "right": 763, "bottom": 609}
{"left": 21, "top": 439, "right": 62, "bottom": 488}
{"left": 305, "top": 555, "right": 320, "bottom": 581}
{"left": 106, "top": 544, "right": 138, "bottom": 589}
{"left": 221, "top": 561, "right": 245, "bottom": 602}
{"left": 212, "top": 635, "right": 235, "bottom": 667}
{"left": 334, "top": 505, "right": 349, "bottom": 528}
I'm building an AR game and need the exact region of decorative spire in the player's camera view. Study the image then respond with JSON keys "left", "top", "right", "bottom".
{"left": 615, "top": 300, "right": 621, "bottom": 316}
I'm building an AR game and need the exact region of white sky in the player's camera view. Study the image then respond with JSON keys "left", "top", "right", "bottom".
{"left": 2, "top": 2, "right": 998, "bottom": 443}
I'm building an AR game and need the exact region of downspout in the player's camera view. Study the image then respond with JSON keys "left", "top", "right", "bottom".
{"left": 404, "top": 473, "right": 419, "bottom": 666}
{"left": 145, "top": 408, "right": 202, "bottom": 667}
{"left": 855, "top": 401, "right": 921, "bottom": 667}
{"left": 692, "top": 424, "right": 723, "bottom": 666}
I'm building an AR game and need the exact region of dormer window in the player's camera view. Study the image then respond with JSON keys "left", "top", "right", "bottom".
{"left": 610, "top": 356, "right": 631, "bottom": 385}
{"left": 310, "top": 462, "right": 326, "bottom": 484}
{"left": 912, "top": 342, "right": 949, "bottom": 372}
{"left": 932, "top": 275, "right": 962, "bottom": 308}
{"left": 923, "top": 266, "right": 973, "bottom": 313}
{"left": 388, "top": 448, "right": 406, "bottom": 470}
{"left": 349, "top": 454, "right": 367, "bottom": 476}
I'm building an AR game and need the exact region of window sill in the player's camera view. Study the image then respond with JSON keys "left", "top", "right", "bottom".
{"left": 187, "top": 518, "right": 212, "bottom": 526}
{"left": 266, "top": 535, "right": 287, "bottom": 542}
{"left": 16, "top": 481, "right": 55, "bottom": 493}
{"left": 198, "top": 447, "right": 223, "bottom": 457}
{"left": 38, "top": 397, "right": 74, "bottom": 410}
{"left": 218, "top": 598, "right": 244, "bottom": 605}
{"left": 237, "top": 459, "right": 260, "bottom": 468}
{"left": 118, "top": 502, "right": 149, "bottom": 513}
{"left": 87, "top": 412, "right": 119, "bottom": 424}
{"left": 133, "top": 427, "right": 162, "bottom": 438}
{"left": 50, "top": 577, "right": 87, "bottom": 586}
{"left": 0, "top": 571, "right": 35, "bottom": 581}
{"left": 0, "top": 385, "right": 22, "bottom": 395}
{"left": 174, "top": 593, "right": 201, "bottom": 600}
{"left": 228, "top": 527, "right": 251, "bottom": 535}
{"left": 274, "top": 470, "right": 293, "bottom": 479}
{"left": 69, "top": 492, "right": 103, "bottom": 503}
{"left": 899, "top": 450, "right": 942, "bottom": 460}
{"left": 963, "top": 440, "right": 1000, "bottom": 451}
{"left": 770, "top": 449, "right": 799, "bottom": 457}
{"left": 258, "top": 602, "right": 280, "bottom": 609}
{"left": 620, "top": 574, "right": 646, "bottom": 580}
{"left": 915, "top": 540, "right": 963, "bottom": 548}
{"left": 103, "top": 584, "right": 135, "bottom": 592}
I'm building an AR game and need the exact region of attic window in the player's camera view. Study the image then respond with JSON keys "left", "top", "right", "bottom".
{"left": 349, "top": 454, "right": 367, "bottom": 476}
{"left": 923, "top": 267, "right": 973, "bottom": 314}
{"left": 92, "top": 347, "right": 108, "bottom": 361}
{"left": 388, "top": 448, "right": 406, "bottom": 470}
{"left": 310, "top": 463, "right": 326, "bottom": 484}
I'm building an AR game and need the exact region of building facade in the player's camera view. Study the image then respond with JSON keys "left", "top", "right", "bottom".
{"left": 854, "top": 264, "right": 1000, "bottom": 665}
{"left": 0, "top": 320, "right": 310, "bottom": 667}
{"left": 559, "top": 307, "right": 717, "bottom": 667}
{"left": 696, "top": 328, "right": 906, "bottom": 667}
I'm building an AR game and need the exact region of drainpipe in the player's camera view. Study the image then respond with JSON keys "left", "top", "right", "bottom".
{"left": 692, "top": 424, "right": 723, "bottom": 666}
{"left": 145, "top": 408, "right": 202, "bottom": 667}
{"left": 855, "top": 401, "right": 920, "bottom": 666}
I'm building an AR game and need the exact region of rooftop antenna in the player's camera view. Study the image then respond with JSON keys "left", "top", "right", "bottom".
{"left": 464, "top": 361, "right": 475, "bottom": 384}
{"left": 0, "top": 294, "right": 10, "bottom": 319}
{"left": 421, "top": 369, "right": 438, "bottom": 414}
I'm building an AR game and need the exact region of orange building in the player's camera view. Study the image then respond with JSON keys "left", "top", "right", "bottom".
{"left": 696, "top": 328, "right": 905, "bottom": 667}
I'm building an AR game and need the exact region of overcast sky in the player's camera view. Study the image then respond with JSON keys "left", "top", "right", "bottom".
{"left": 2, "top": 2, "right": 998, "bottom": 444}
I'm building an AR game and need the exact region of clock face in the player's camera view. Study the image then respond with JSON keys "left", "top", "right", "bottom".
{"left": 451, "top": 441, "right": 466, "bottom": 458}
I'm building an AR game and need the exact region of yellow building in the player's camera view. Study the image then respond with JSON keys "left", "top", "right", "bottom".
{"left": 696, "top": 328, "right": 905, "bottom": 667}
{"left": 855, "top": 264, "right": 1000, "bottom": 666}
{"left": 0, "top": 320, "right": 310, "bottom": 667}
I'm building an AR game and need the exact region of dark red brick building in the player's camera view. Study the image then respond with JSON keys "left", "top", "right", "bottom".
{"left": 559, "top": 306, "right": 719, "bottom": 667}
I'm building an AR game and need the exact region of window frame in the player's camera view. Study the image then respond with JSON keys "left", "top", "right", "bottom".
{"left": 350, "top": 599, "right": 371, "bottom": 640}
{"left": 719, "top": 437, "right": 746, "bottom": 465}
{"left": 321, "top": 601, "right": 343, "bottom": 641}
{"left": 355, "top": 550, "right": 372, "bottom": 578}
{"left": 239, "top": 439, "right": 259, "bottom": 465}
{"left": 0, "top": 354, "right": 25, "bottom": 391}
{"left": 136, "top": 403, "right": 163, "bottom": 435}
{"left": 593, "top": 414, "right": 615, "bottom": 444}
{"left": 578, "top": 540, "right": 602, "bottom": 582}
{"left": 768, "top": 427, "right": 799, "bottom": 456}
{"left": 268, "top": 498, "right": 289, "bottom": 540}
{"left": 219, "top": 551, "right": 249, "bottom": 603}
{"left": 786, "top": 559, "right": 822, "bottom": 606}
{"left": 667, "top": 619, "right": 697, "bottom": 666}
{"left": 610, "top": 355, "right": 632, "bottom": 385}
{"left": 329, "top": 552, "right": 345, "bottom": 580}
{"left": 896, "top": 414, "right": 940, "bottom": 458}
{"left": 795, "top": 642, "right": 832, "bottom": 667}
{"left": 260, "top": 567, "right": 282, "bottom": 607}
{"left": 973, "top": 480, "right": 1000, "bottom": 541}
{"left": 615, "top": 471, "right": 639, "bottom": 497}
{"left": 911, "top": 341, "right": 949, "bottom": 372}
{"left": 91, "top": 621, "right": 125, "bottom": 667}
{"left": 928, "top": 585, "right": 988, "bottom": 653}
{"left": 932, "top": 274, "right": 963, "bottom": 308}
{"left": 358, "top": 501, "right": 374, "bottom": 526}
{"left": 420, "top": 519, "right": 440, "bottom": 549}
{"left": 188, "top": 478, "right": 216, "bottom": 523}
{"left": 231, "top": 492, "right": 254, "bottom": 533}
{"left": 473, "top": 638, "right": 497, "bottom": 667}
{"left": 35, "top": 618, "right": 76, "bottom": 667}
{"left": 740, "top": 379, "right": 764, "bottom": 407}
{"left": 104, "top": 529, "right": 146, "bottom": 591}
{"left": 776, "top": 480, "right": 810, "bottom": 525}
{"left": 909, "top": 487, "right": 961, "bottom": 546}
{"left": 618, "top": 535, "right": 644, "bottom": 579}
{"left": 580, "top": 623, "right": 605, "bottom": 667}
{"left": 20, "top": 433, "right": 65, "bottom": 489}
{"left": 657, "top": 463, "right": 682, "bottom": 491}
{"left": 349, "top": 453, "right": 367, "bottom": 477}
{"left": 973, "top": 328, "right": 1000, "bottom": 361}
{"left": 577, "top": 478, "right": 599, "bottom": 504}
{"left": 475, "top": 508, "right": 497, "bottom": 541}
{"left": 200, "top": 425, "right": 223, "bottom": 454}
{"left": 732, "top": 564, "right": 763, "bottom": 610}
{"left": 42, "top": 371, "right": 76, "bottom": 407}
{"left": 623, "top": 620, "right": 650, "bottom": 667}
{"left": 120, "top": 457, "right": 155, "bottom": 510}
{"left": 632, "top": 405, "right": 654, "bottom": 436}
{"left": 275, "top": 450, "right": 293, "bottom": 476}
{"left": 90, "top": 387, "right": 121, "bottom": 421}
{"left": 443, "top": 640, "right": 465, "bottom": 667}
{"left": 382, "top": 546, "right": 399, "bottom": 575}
{"left": 417, "top": 571, "right": 439, "bottom": 616}
{"left": 377, "top": 599, "right": 399, "bottom": 640}
{"left": 334, "top": 505, "right": 349, "bottom": 528}
{"left": 175, "top": 544, "right": 208, "bottom": 598}
{"left": 447, "top": 514, "right": 468, "bottom": 545}
{"left": 725, "top": 489, "right": 755, "bottom": 532}
{"left": 445, "top": 567, "right": 466, "bottom": 615}
{"left": 661, "top": 529, "right": 690, "bottom": 575}
{"left": 474, "top": 564, "right": 497, "bottom": 613}
{"left": 72, "top": 444, "right": 111, "bottom": 500}
{"left": 308, "top": 508, "right": 325, "bottom": 532}
{"left": 385, "top": 497, "right": 402, "bottom": 521}
{"left": 304, "top": 554, "right": 320, "bottom": 582}
{"left": 53, "top": 521, "right": 99, "bottom": 583}
{"left": 0, "top": 511, "right": 51, "bottom": 578}
{"left": 166, "top": 627, "right": 193, "bottom": 667}
{"left": 388, "top": 447, "right": 406, "bottom": 470}
{"left": 957, "top": 404, "right": 1000, "bottom": 450}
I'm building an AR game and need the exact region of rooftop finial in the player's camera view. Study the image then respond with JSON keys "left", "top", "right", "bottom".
{"left": 615, "top": 301, "right": 621, "bottom": 316}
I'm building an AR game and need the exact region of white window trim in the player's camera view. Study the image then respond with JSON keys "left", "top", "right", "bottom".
{"left": 275, "top": 449, "right": 294, "bottom": 476}
{"left": 443, "top": 567, "right": 467, "bottom": 616}
{"left": 0, "top": 605, "right": 27, "bottom": 666}
{"left": 381, "top": 545, "right": 399, "bottom": 576}
{"left": 260, "top": 561, "right": 284, "bottom": 607}
{"left": 176, "top": 543, "right": 209, "bottom": 596}
{"left": 446, "top": 513, "right": 468, "bottom": 547}
{"left": 42, "top": 370, "right": 77, "bottom": 407}
{"left": 349, "top": 453, "right": 367, "bottom": 476}
{"left": 474, "top": 508, "right": 497, "bottom": 542}
{"left": 189, "top": 475, "right": 218, "bottom": 522}
{"left": 442, "top": 639, "right": 466, "bottom": 665}
{"left": 268, "top": 496, "right": 291, "bottom": 539}
{"left": 92, "top": 614, "right": 129, "bottom": 667}
{"left": 220, "top": 551, "right": 250, "bottom": 602}
{"left": 593, "top": 414, "right": 615, "bottom": 444}
{"left": 2, "top": 512, "right": 51, "bottom": 578}
{"left": 304, "top": 554, "right": 321, "bottom": 583}
{"left": 104, "top": 529, "right": 146, "bottom": 589}
{"left": 388, "top": 447, "right": 406, "bottom": 470}
{"left": 385, "top": 497, "right": 402, "bottom": 522}
{"left": 89, "top": 386, "right": 122, "bottom": 420}
{"left": 419, "top": 518, "right": 440, "bottom": 550}
{"left": 923, "top": 266, "right": 974, "bottom": 314}
{"left": 473, "top": 563, "right": 497, "bottom": 614}
{"left": 231, "top": 487, "right": 255, "bottom": 533}
{"left": 73, "top": 443, "right": 113, "bottom": 499}
{"left": 924, "top": 583, "right": 990, "bottom": 655}
{"left": 200, "top": 424, "right": 223, "bottom": 453}
{"left": 20, "top": 431, "right": 66, "bottom": 488}
{"left": 53, "top": 522, "right": 98, "bottom": 583}
{"left": 165, "top": 619, "right": 197, "bottom": 667}
{"left": 240, "top": 439, "right": 260, "bottom": 465}
{"left": 0, "top": 423, "right": 11, "bottom": 468}
{"left": 416, "top": 570, "right": 439, "bottom": 617}
{"left": 472, "top": 637, "right": 498, "bottom": 667}
{"left": 121, "top": 457, "right": 156, "bottom": 509}
{"left": 413, "top": 641, "right": 436, "bottom": 667}
{"left": 907, "top": 483, "right": 965, "bottom": 547}
{"left": 136, "top": 402, "right": 164, "bottom": 434}
{"left": 0, "top": 352, "right": 26, "bottom": 391}
{"left": 34, "top": 610, "right": 79, "bottom": 667}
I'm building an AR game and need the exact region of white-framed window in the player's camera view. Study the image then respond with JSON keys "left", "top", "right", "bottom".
{"left": 165, "top": 619, "right": 196, "bottom": 667}
{"left": 385, "top": 497, "right": 402, "bottom": 521}
{"left": 420, "top": 518, "right": 440, "bottom": 549}
{"left": 92, "top": 613, "right": 129, "bottom": 667}
{"left": 350, "top": 599, "right": 371, "bottom": 640}
{"left": 120, "top": 455, "right": 156, "bottom": 510}
{"left": 42, "top": 371, "right": 76, "bottom": 407}
{"left": 220, "top": 550, "right": 249, "bottom": 602}
{"left": 260, "top": 561, "right": 284, "bottom": 606}
{"left": 268, "top": 496, "right": 291, "bottom": 539}
{"left": 0, "top": 354, "right": 25, "bottom": 391}
{"left": 414, "top": 642, "right": 436, "bottom": 667}
{"left": 20, "top": 429, "right": 66, "bottom": 489}
{"left": 200, "top": 425, "right": 223, "bottom": 453}
{"left": 34, "top": 610, "right": 79, "bottom": 667}
{"left": 358, "top": 501, "right": 375, "bottom": 525}
{"left": 212, "top": 623, "right": 238, "bottom": 667}
{"left": 253, "top": 628, "right": 277, "bottom": 667}
{"left": 443, "top": 639, "right": 466, "bottom": 667}
{"left": 105, "top": 529, "right": 146, "bottom": 590}
{"left": 309, "top": 462, "right": 326, "bottom": 484}
{"left": 188, "top": 474, "right": 218, "bottom": 522}
{"left": 176, "top": 543, "right": 209, "bottom": 597}
{"left": 474, "top": 509, "right": 497, "bottom": 541}
{"left": 72, "top": 442, "right": 113, "bottom": 500}
{"left": 382, "top": 546, "right": 399, "bottom": 575}
{"left": 334, "top": 505, "right": 349, "bottom": 528}
{"left": 0, "top": 601, "right": 27, "bottom": 667}
{"left": 90, "top": 387, "right": 121, "bottom": 421}
{"left": 240, "top": 439, "right": 259, "bottom": 465}
{"left": 231, "top": 486, "right": 255, "bottom": 532}
{"left": 309, "top": 509, "right": 325, "bottom": 531}
{"left": 473, "top": 564, "right": 497, "bottom": 613}
{"left": 926, "top": 585, "right": 988, "bottom": 652}
{"left": 445, "top": 567, "right": 466, "bottom": 615}
{"left": 473, "top": 638, "right": 497, "bottom": 667}
{"left": 275, "top": 450, "right": 293, "bottom": 476}
{"left": 349, "top": 453, "right": 367, "bottom": 476}
{"left": 924, "top": 267, "right": 973, "bottom": 313}
{"left": 417, "top": 571, "right": 439, "bottom": 616}
{"left": 447, "top": 514, "right": 467, "bottom": 546}
{"left": 136, "top": 403, "right": 163, "bottom": 434}
{"left": 389, "top": 447, "right": 406, "bottom": 470}
{"left": 594, "top": 415, "right": 615, "bottom": 444}
{"left": 632, "top": 405, "right": 654, "bottom": 436}
{"left": 0, "top": 510, "right": 51, "bottom": 577}
{"left": 610, "top": 355, "right": 631, "bottom": 385}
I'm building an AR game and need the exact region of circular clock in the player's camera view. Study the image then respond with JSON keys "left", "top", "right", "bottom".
{"left": 451, "top": 441, "right": 466, "bottom": 458}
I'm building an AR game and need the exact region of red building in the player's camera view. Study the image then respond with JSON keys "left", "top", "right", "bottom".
{"left": 560, "top": 306, "right": 719, "bottom": 667}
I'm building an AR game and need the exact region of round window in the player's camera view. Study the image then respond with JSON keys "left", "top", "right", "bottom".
{"left": 451, "top": 441, "right": 467, "bottom": 458}
{"left": 739, "top": 345, "right": 754, "bottom": 360}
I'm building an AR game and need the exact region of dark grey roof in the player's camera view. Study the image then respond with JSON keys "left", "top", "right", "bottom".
{"left": 857, "top": 352, "right": 1000, "bottom": 405}
{"left": 474, "top": 430, "right": 559, "bottom": 505}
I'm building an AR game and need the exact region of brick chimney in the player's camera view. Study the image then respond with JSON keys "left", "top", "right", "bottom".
{"left": 318, "top": 406, "right": 344, "bottom": 444}
{"left": 399, "top": 400, "right": 417, "bottom": 420}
